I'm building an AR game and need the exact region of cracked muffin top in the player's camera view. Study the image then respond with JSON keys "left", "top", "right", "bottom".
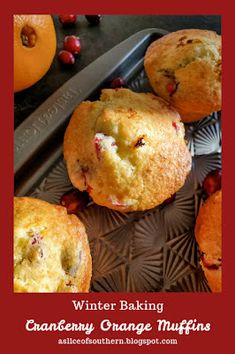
{"left": 144, "top": 29, "right": 221, "bottom": 122}
{"left": 14, "top": 197, "right": 92, "bottom": 293}
{"left": 195, "top": 190, "right": 222, "bottom": 292}
{"left": 64, "top": 88, "right": 192, "bottom": 212}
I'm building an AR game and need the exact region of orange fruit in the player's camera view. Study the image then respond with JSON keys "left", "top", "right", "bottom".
{"left": 14, "top": 15, "right": 56, "bottom": 92}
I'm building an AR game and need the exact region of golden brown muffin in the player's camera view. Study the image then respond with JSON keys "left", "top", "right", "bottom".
{"left": 14, "top": 197, "right": 92, "bottom": 293}
{"left": 195, "top": 190, "right": 222, "bottom": 292}
{"left": 144, "top": 29, "right": 221, "bottom": 122}
{"left": 64, "top": 88, "right": 192, "bottom": 212}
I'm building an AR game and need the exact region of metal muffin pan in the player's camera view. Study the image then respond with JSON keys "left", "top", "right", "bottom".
{"left": 14, "top": 28, "right": 221, "bottom": 292}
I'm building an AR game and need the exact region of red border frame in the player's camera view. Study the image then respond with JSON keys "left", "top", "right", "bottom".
{"left": 1, "top": 1, "right": 233, "bottom": 353}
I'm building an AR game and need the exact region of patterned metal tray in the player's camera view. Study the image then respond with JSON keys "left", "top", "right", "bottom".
{"left": 15, "top": 29, "right": 221, "bottom": 292}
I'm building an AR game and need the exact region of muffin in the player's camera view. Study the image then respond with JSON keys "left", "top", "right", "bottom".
{"left": 195, "top": 190, "right": 222, "bottom": 292}
{"left": 14, "top": 197, "right": 92, "bottom": 292}
{"left": 144, "top": 29, "right": 221, "bottom": 122}
{"left": 64, "top": 88, "right": 192, "bottom": 212}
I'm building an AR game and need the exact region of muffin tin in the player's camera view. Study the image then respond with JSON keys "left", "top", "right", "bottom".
{"left": 14, "top": 28, "right": 221, "bottom": 292}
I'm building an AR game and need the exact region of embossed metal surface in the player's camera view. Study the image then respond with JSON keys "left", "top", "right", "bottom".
{"left": 15, "top": 29, "right": 221, "bottom": 292}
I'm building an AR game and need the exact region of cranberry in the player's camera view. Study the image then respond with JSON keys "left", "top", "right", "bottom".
{"left": 163, "top": 193, "right": 176, "bottom": 205}
{"left": 86, "top": 185, "right": 93, "bottom": 194}
{"left": 85, "top": 15, "right": 102, "bottom": 25}
{"left": 110, "top": 77, "right": 126, "bottom": 88}
{"left": 166, "top": 82, "right": 175, "bottom": 94}
{"left": 58, "top": 50, "right": 75, "bottom": 65}
{"left": 59, "top": 15, "right": 77, "bottom": 25}
{"left": 108, "top": 198, "right": 129, "bottom": 208}
{"left": 63, "top": 35, "right": 81, "bottom": 55}
{"left": 203, "top": 169, "right": 221, "bottom": 196}
{"left": 60, "top": 189, "right": 89, "bottom": 214}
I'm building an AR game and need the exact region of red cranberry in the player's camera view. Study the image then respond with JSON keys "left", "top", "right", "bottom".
{"left": 85, "top": 15, "right": 102, "bottom": 25}
{"left": 201, "top": 253, "right": 222, "bottom": 270}
{"left": 94, "top": 136, "right": 102, "bottom": 160}
{"left": 60, "top": 189, "right": 89, "bottom": 214}
{"left": 110, "top": 77, "right": 126, "bottom": 88}
{"left": 172, "top": 121, "right": 180, "bottom": 133}
{"left": 86, "top": 185, "right": 93, "bottom": 194}
{"left": 108, "top": 197, "right": 129, "bottom": 208}
{"left": 203, "top": 169, "right": 221, "bottom": 196}
{"left": 59, "top": 15, "right": 77, "bottom": 25}
{"left": 163, "top": 193, "right": 176, "bottom": 205}
{"left": 58, "top": 50, "right": 75, "bottom": 65}
{"left": 64, "top": 35, "right": 81, "bottom": 55}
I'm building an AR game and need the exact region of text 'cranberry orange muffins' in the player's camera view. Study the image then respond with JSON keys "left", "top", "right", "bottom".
{"left": 14, "top": 197, "right": 92, "bottom": 293}
{"left": 144, "top": 29, "right": 221, "bottom": 122}
{"left": 195, "top": 190, "right": 222, "bottom": 292}
{"left": 64, "top": 88, "right": 192, "bottom": 212}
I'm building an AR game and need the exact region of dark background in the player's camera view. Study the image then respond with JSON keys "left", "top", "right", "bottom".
{"left": 14, "top": 15, "right": 221, "bottom": 128}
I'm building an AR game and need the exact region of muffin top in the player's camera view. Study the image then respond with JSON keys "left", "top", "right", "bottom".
{"left": 195, "top": 190, "right": 222, "bottom": 292}
{"left": 14, "top": 197, "right": 92, "bottom": 292}
{"left": 64, "top": 88, "right": 192, "bottom": 211}
{"left": 144, "top": 29, "right": 221, "bottom": 122}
